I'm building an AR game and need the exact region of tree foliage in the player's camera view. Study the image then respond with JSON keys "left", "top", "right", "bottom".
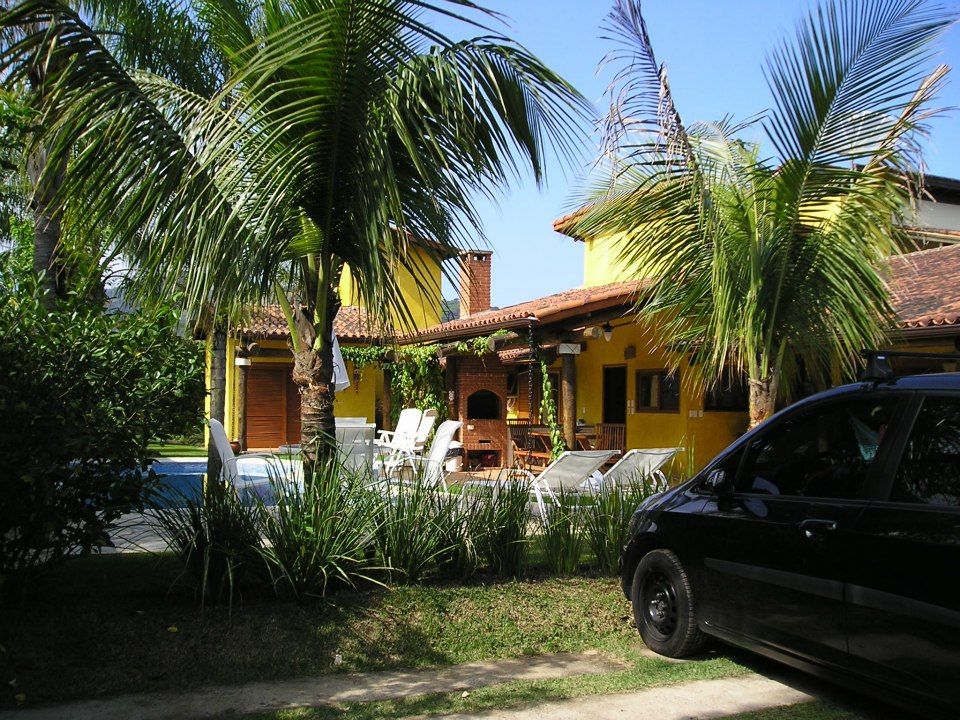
{"left": 0, "top": 0, "right": 590, "bottom": 462}
{"left": 571, "top": 0, "right": 955, "bottom": 424}
{"left": 0, "top": 276, "right": 205, "bottom": 583}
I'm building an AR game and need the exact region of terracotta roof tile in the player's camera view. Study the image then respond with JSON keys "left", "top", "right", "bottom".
{"left": 890, "top": 244, "right": 960, "bottom": 329}
{"left": 402, "top": 280, "right": 644, "bottom": 343}
{"left": 238, "top": 305, "right": 376, "bottom": 342}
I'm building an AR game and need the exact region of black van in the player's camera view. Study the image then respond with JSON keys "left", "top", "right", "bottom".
{"left": 621, "top": 365, "right": 960, "bottom": 715}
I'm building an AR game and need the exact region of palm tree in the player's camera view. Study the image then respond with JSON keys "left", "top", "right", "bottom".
{"left": 3, "top": 0, "right": 221, "bottom": 307}
{"left": 570, "top": 0, "right": 954, "bottom": 426}
{"left": 1, "top": 0, "right": 588, "bottom": 465}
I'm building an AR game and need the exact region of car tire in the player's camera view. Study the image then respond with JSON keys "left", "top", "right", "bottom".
{"left": 631, "top": 549, "right": 707, "bottom": 658}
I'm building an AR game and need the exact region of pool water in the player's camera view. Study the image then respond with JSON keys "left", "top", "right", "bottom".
{"left": 148, "top": 460, "right": 205, "bottom": 508}
{"left": 147, "top": 460, "right": 279, "bottom": 507}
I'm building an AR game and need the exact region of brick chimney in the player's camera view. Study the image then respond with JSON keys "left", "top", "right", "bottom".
{"left": 458, "top": 250, "right": 492, "bottom": 317}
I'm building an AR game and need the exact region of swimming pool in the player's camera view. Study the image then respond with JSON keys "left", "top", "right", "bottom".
{"left": 148, "top": 460, "right": 205, "bottom": 508}
{"left": 147, "top": 459, "right": 279, "bottom": 507}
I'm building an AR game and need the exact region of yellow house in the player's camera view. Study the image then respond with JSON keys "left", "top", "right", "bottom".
{"left": 208, "top": 245, "right": 448, "bottom": 450}
{"left": 399, "top": 176, "right": 960, "bottom": 472}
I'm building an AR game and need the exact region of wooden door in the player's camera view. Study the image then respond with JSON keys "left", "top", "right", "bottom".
{"left": 247, "top": 365, "right": 300, "bottom": 449}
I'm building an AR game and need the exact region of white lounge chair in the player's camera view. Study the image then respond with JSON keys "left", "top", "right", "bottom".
{"left": 503, "top": 450, "right": 619, "bottom": 517}
{"left": 375, "top": 408, "right": 422, "bottom": 456}
{"left": 587, "top": 447, "right": 681, "bottom": 493}
{"left": 208, "top": 419, "right": 297, "bottom": 498}
{"left": 384, "top": 419, "right": 462, "bottom": 490}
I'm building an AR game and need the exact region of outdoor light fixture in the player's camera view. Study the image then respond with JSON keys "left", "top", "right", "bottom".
{"left": 235, "top": 356, "right": 252, "bottom": 367}
{"left": 602, "top": 322, "right": 613, "bottom": 342}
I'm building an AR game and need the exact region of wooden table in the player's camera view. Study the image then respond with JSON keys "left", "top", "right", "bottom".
{"left": 515, "top": 427, "right": 600, "bottom": 468}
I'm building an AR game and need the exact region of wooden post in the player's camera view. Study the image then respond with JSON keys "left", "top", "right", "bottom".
{"left": 561, "top": 351, "right": 577, "bottom": 450}
{"left": 235, "top": 360, "right": 249, "bottom": 451}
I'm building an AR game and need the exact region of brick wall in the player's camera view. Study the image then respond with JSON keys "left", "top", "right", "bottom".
{"left": 455, "top": 355, "right": 509, "bottom": 464}
{"left": 458, "top": 251, "right": 492, "bottom": 317}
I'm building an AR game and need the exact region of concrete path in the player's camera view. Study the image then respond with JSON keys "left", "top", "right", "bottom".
{"left": 443, "top": 674, "right": 814, "bottom": 719}
{"left": 1, "top": 652, "right": 622, "bottom": 720}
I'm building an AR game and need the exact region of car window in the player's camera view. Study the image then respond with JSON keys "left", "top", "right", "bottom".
{"left": 737, "top": 397, "right": 896, "bottom": 500}
{"left": 891, "top": 396, "right": 960, "bottom": 508}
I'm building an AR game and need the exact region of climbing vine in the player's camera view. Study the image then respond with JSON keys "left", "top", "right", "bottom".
{"left": 341, "top": 330, "right": 509, "bottom": 425}
{"left": 537, "top": 354, "right": 565, "bottom": 460}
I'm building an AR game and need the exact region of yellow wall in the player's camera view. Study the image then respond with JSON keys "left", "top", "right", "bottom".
{"left": 571, "top": 323, "right": 749, "bottom": 471}
{"left": 338, "top": 245, "right": 443, "bottom": 332}
{"left": 583, "top": 232, "right": 636, "bottom": 287}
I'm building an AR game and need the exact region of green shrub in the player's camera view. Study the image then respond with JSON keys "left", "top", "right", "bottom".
{"left": 257, "top": 462, "right": 382, "bottom": 599}
{"left": 477, "top": 476, "right": 531, "bottom": 579}
{"left": 148, "top": 479, "right": 265, "bottom": 607}
{"left": 374, "top": 471, "right": 459, "bottom": 584}
{"left": 0, "top": 284, "right": 205, "bottom": 584}
{"left": 538, "top": 489, "right": 586, "bottom": 576}
{"left": 584, "top": 476, "right": 659, "bottom": 575}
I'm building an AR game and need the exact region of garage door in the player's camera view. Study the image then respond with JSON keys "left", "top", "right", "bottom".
{"left": 246, "top": 365, "right": 301, "bottom": 448}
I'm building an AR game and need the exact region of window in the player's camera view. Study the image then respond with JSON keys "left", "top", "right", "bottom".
{"left": 705, "top": 370, "right": 749, "bottom": 412}
{"left": 635, "top": 370, "right": 680, "bottom": 413}
{"left": 736, "top": 397, "right": 896, "bottom": 500}
{"left": 891, "top": 396, "right": 960, "bottom": 507}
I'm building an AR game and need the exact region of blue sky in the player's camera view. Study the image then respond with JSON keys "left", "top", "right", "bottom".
{"left": 431, "top": 0, "right": 960, "bottom": 308}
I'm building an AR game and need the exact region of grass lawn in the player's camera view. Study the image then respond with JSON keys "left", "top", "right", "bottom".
{"left": 0, "top": 553, "right": 748, "bottom": 710}
{"left": 147, "top": 442, "right": 207, "bottom": 457}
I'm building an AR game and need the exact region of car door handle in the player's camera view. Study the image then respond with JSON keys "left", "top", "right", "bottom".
{"left": 798, "top": 518, "right": 838, "bottom": 539}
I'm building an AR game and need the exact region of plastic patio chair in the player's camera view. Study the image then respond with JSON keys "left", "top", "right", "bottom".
{"left": 586, "top": 447, "right": 682, "bottom": 493}
{"left": 375, "top": 408, "right": 423, "bottom": 456}
{"left": 208, "top": 419, "right": 298, "bottom": 497}
{"left": 412, "top": 408, "right": 438, "bottom": 453}
{"left": 384, "top": 420, "right": 462, "bottom": 491}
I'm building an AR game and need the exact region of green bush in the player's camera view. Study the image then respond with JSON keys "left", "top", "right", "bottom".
{"left": 477, "top": 477, "right": 531, "bottom": 579}
{"left": 538, "top": 489, "right": 586, "bottom": 576}
{"left": 584, "top": 476, "right": 659, "bottom": 575}
{"left": 258, "top": 462, "right": 383, "bottom": 599}
{"left": 148, "top": 479, "right": 265, "bottom": 607}
{"left": 375, "top": 471, "right": 466, "bottom": 584}
{"left": 0, "top": 285, "right": 205, "bottom": 583}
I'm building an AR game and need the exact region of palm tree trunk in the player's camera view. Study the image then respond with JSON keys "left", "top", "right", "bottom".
{"left": 290, "top": 300, "right": 339, "bottom": 473}
{"left": 748, "top": 373, "right": 779, "bottom": 428}
{"left": 27, "top": 144, "right": 68, "bottom": 310}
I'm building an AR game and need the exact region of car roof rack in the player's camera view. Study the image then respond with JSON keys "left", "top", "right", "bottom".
{"left": 860, "top": 349, "right": 960, "bottom": 382}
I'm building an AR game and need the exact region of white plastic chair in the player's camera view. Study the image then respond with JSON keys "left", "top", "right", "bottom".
{"left": 384, "top": 420, "right": 462, "bottom": 490}
{"left": 587, "top": 447, "right": 681, "bottom": 493}
{"left": 375, "top": 408, "right": 422, "bottom": 456}
{"left": 208, "top": 419, "right": 297, "bottom": 497}
{"left": 413, "top": 408, "right": 438, "bottom": 452}
{"left": 336, "top": 417, "right": 369, "bottom": 426}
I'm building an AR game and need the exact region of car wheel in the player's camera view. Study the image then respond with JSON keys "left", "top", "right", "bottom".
{"left": 631, "top": 548, "right": 707, "bottom": 658}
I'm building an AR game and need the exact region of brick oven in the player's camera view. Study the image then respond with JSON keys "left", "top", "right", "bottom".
{"left": 452, "top": 355, "right": 510, "bottom": 468}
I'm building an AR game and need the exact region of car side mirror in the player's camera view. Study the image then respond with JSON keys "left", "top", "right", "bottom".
{"left": 704, "top": 468, "right": 731, "bottom": 494}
